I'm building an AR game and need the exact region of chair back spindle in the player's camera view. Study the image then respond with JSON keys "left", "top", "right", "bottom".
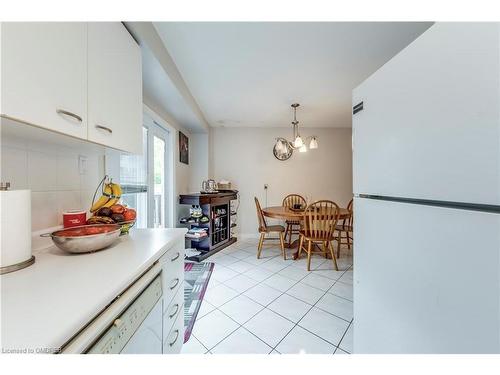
{"left": 282, "top": 194, "right": 307, "bottom": 209}
{"left": 340, "top": 198, "right": 354, "bottom": 229}
{"left": 302, "top": 200, "right": 340, "bottom": 240}
{"left": 347, "top": 198, "right": 354, "bottom": 227}
{"left": 254, "top": 197, "right": 268, "bottom": 232}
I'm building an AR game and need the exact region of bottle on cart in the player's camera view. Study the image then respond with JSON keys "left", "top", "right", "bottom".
{"left": 192, "top": 205, "right": 202, "bottom": 218}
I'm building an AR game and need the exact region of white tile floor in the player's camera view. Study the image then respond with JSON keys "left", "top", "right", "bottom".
{"left": 182, "top": 238, "right": 354, "bottom": 354}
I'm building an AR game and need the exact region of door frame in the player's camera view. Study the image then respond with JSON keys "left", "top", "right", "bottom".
{"left": 143, "top": 104, "right": 175, "bottom": 228}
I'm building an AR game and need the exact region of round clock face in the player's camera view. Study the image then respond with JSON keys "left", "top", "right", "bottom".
{"left": 273, "top": 138, "right": 293, "bottom": 161}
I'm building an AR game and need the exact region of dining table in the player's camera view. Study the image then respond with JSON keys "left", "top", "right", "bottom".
{"left": 261, "top": 205, "right": 351, "bottom": 260}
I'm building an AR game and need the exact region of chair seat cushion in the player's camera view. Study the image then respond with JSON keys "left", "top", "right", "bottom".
{"left": 264, "top": 225, "right": 285, "bottom": 233}
{"left": 299, "top": 230, "right": 333, "bottom": 241}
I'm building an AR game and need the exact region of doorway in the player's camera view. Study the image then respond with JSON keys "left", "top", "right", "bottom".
{"left": 113, "top": 112, "right": 172, "bottom": 228}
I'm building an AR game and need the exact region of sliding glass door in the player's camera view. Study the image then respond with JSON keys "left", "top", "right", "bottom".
{"left": 116, "top": 114, "right": 171, "bottom": 228}
{"left": 120, "top": 127, "right": 149, "bottom": 228}
{"left": 151, "top": 127, "right": 168, "bottom": 228}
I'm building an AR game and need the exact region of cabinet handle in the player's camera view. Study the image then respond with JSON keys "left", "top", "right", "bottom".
{"left": 169, "top": 278, "right": 180, "bottom": 290}
{"left": 169, "top": 329, "right": 179, "bottom": 347}
{"left": 169, "top": 303, "right": 179, "bottom": 318}
{"left": 95, "top": 124, "right": 113, "bottom": 134}
{"left": 171, "top": 252, "right": 180, "bottom": 262}
{"left": 56, "top": 109, "right": 82, "bottom": 123}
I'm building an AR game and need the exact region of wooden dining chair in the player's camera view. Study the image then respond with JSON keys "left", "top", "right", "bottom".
{"left": 335, "top": 198, "right": 354, "bottom": 258}
{"left": 254, "top": 197, "right": 286, "bottom": 260}
{"left": 282, "top": 194, "right": 307, "bottom": 245}
{"left": 298, "top": 200, "right": 340, "bottom": 271}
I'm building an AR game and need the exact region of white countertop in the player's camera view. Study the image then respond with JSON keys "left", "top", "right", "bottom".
{"left": 1, "top": 228, "right": 186, "bottom": 353}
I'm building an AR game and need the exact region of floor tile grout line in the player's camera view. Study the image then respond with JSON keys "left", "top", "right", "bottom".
{"left": 207, "top": 317, "right": 274, "bottom": 353}
{"left": 221, "top": 246, "right": 353, "bottom": 304}
{"left": 208, "top": 251, "right": 353, "bottom": 325}
{"left": 199, "top": 253, "right": 320, "bottom": 352}
{"left": 193, "top": 242, "right": 353, "bottom": 353}
{"left": 271, "top": 277, "right": 336, "bottom": 352}
{"left": 189, "top": 333, "right": 212, "bottom": 353}
{"left": 207, "top": 255, "right": 313, "bottom": 315}
{"left": 270, "top": 259, "right": 353, "bottom": 353}
{"left": 213, "top": 264, "right": 318, "bottom": 352}
{"left": 336, "top": 320, "right": 353, "bottom": 354}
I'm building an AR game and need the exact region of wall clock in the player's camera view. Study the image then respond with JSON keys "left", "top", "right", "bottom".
{"left": 273, "top": 137, "right": 293, "bottom": 161}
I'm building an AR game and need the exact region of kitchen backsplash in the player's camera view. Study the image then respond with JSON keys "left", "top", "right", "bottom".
{"left": 1, "top": 131, "right": 105, "bottom": 232}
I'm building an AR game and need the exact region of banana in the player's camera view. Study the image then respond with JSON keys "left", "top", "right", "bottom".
{"left": 111, "top": 182, "right": 122, "bottom": 198}
{"left": 102, "top": 182, "right": 122, "bottom": 208}
{"left": 90, "top": 183, "right": 113, "bottom": 212}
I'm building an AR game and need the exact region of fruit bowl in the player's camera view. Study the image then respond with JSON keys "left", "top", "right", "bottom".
{"left": 118, "top": 220, "right": 136, "bottom": 235}
{"left": 41, "top": 224, "right": 121, "bottom": 254}
{"left": 89, "top": 176, "right": 137, "bottom": 229}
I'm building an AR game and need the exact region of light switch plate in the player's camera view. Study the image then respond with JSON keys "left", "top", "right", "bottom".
{"left": 78, "top": 155, "right": 88, "bottom": 175}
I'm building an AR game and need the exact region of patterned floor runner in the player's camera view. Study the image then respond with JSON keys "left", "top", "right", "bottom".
{"left": 184, "top": 262, "right": 215, "bottom": 343}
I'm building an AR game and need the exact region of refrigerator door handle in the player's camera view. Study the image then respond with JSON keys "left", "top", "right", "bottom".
{"left": 358, "top": 194, "right": 500, "bottom": 214}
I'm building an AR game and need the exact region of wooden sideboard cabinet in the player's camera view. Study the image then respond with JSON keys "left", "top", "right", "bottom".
{"left": 179, "top": 191, "right": 238, "bottom": 261}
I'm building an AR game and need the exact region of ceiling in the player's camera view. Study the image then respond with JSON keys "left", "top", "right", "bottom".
{"left": 154, "top": 22, "right": 433, "bottom": 128}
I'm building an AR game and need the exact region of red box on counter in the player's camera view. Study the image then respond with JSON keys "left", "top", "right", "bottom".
{"left": 63, "top": 210, "right": 87, "bottom": 228}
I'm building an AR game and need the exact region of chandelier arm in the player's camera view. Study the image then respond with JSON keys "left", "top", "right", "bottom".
{"left": 278, "top": 103, "right": 311, "bottom": 151}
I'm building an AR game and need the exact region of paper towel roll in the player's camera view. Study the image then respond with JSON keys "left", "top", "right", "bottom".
{"left": 1, "top": 189, "right": 32, "bottom": 270}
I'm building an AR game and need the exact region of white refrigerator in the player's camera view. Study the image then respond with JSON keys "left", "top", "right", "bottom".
{"left": 352, "top": 23, "right": 500, "bottom": 353}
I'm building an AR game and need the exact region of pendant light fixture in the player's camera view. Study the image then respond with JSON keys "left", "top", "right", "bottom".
{"left": 273, "top": 103, "right": 318, "bottom": 160}
{"left": 309, "top": 136, "right": 318, "bottom": 149}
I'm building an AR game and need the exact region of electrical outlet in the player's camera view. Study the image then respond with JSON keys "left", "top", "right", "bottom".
{"left": 264, "top": 184, "right": 268, "bottom": 190}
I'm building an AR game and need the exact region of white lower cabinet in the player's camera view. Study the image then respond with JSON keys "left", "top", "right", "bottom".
{"left": 161, "top": 244, "right": 184, "bottom": 315}
{"left": 1, "top": 22, "right": 88, "bottom": 139}
{"left": 159, "top": 243, "right": 185, "bottom": 354}
{"left": 163, "top": 304, "right": 185, "bottom": 354}
{"left": 163, "top": 284, "right": 185, "bottom": 340}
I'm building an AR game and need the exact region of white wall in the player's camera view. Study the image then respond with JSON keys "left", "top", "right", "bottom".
{"left": 211, "top": 127, "right": 353, "bottom": 237}
{"left": 0, "top": 124, "right": 104, "bottom": 234}
{"left": 189, "top": 133, "right": 209, "bottom": 192}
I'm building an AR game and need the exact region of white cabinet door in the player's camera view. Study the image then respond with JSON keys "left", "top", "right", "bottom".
{"left": 1, "top": 22, "right": 87, "bottom": 139}
{"left": 88, "top": 22, "right": 142, "bottom": 154}
{"left": 352, "top": 23, "right": 500, "bottom": 205}
{"left": 354, "top": 197, "right": 500, "bottom": 353}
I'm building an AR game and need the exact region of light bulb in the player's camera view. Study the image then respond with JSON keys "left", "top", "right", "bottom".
{"left": 275, "top": 139, "right": 283, "bottom": 152}
{"left": 299, "top": 144, "right": 307, "bottom": 153}
{"left": 309, "top": 137, "right": 318, "bottom": 149}
{"left": 294, "top": 135, "right": 303, "bottom": 148}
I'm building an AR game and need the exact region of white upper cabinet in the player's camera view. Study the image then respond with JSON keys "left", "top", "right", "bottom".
{"left": 1, "top": 22, "right": 143, "bottom": 154}
{"left": 87, "top": 22, "right": 143, "bottom": 155}
{"left": 1, "top": 22, "right": 88, "bottom": 139}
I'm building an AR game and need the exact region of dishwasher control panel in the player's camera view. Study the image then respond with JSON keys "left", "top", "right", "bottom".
{"left": 87, "top": 274, "right": 163, "bottom": 354}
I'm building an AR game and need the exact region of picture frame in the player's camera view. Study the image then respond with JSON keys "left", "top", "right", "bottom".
{"left": 179, "top": 131, "right": 189, "bottom": 165}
